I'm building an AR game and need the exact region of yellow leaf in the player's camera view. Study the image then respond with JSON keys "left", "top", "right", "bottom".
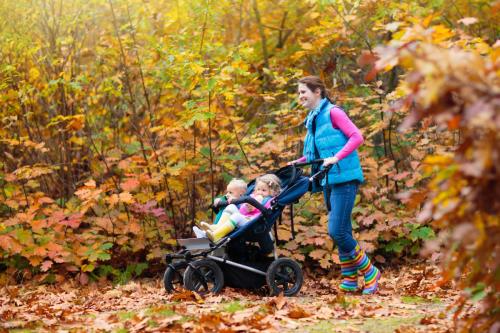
{"left": 300, "top": 42, "right": 313, "bottom": 50}
{"left": 84, "top": 179, "right": 96, "bottom": 188}
{"left": 29, "top": 68, "right": 40, "bottom": 81}
{"left": 119, "top": 191, "right": 134, "bottom": 204}
{"left": 422, "top": 14, "right": 435, "bottom": 28}
{"left": 431, "top": 25, "right": 454, "bottom": 43}
{"left": 310, "top": 12, "right": 320, "bottom": 19}
{"left": 156, "top": 191, "right": 167, "bottom": 201}
{"left": 277, "top": 228, "right": 291, "bottom": 240}
{"left": 69, "top": 136, "right": 85, "bottom": 145}
{"left": 107, "top": 194, "right": 119, "bottom": 206}
{"left": 67, "top": 115, "right": 85, "bottom": 131}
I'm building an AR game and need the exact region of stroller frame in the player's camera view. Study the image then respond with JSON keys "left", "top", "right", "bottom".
{"left": 163, "top": 160, "right": 332, "bottom": 296}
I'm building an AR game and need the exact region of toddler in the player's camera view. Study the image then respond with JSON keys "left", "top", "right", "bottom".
{"left": 193, "top": 178, "right": 247, "bottom": 238}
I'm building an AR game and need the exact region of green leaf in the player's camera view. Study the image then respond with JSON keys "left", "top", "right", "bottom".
{"left": 4, "top": 184, "right": 16, "bottom": 198}
{"left": 134, "top": 262, "right": 148, "bottom": 276}
{"left": 410, "top": 226, "right": 435, "bottom": 241}
{"left": 207, "top": 77, "right": 216, "bottom": 91}
{"left": 15, "top": 229, "right": 32, "bottom": 244}
{"left": 200, "top": 146, "right": 211, "bottom": 156}
{"left": 183, "top": 111, "right": 215, "bottom": 128}
{"left": 97, "top": 253, "right": 111, "bottom": 261}
{"left": 385, "top": 239, "right": 411, "bottom": 253}
{"left": 82, "top": 263, "right": 95, "bottom": 272}
{"left": 101, "top": 242, "right": 113, "bottom": 250}
{"left": 467, "top": 283, "right": 486, "bottom": 302}
{"left": 124, "top": 141, "right": 142, "bottom": 154}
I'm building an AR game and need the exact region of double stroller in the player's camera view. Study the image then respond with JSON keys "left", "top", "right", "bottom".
{"left": 162, "top": 160, "right": 331, "bottom": 296}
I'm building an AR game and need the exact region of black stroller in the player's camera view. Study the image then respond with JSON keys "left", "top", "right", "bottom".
{"left": 162, "top": 160, "right": 331, "bottom": 296}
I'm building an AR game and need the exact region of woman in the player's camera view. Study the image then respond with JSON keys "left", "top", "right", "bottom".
{"left": 291, "top": 76, "right": 381, "bottom": 294}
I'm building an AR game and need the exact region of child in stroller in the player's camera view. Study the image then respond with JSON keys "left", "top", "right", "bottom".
{"left": 162, "top": 161, "right": 332, "bottom": 296}
{"left": 192, "top": 178, "right": 247, "bottom": 238}
{"left": 200, "top": 174, "right": 281, "bottom": 242}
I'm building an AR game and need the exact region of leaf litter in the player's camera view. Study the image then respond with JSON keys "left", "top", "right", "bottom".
{"left": 0, "top": 262, "right": 469, "bottom": 332}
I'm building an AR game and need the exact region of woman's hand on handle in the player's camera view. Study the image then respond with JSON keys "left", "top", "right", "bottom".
{"left": 288, "top": 156, "right": 307, "bottom": 166}
{"left": 323, "top": 156, "right": 339, "bottom": 167}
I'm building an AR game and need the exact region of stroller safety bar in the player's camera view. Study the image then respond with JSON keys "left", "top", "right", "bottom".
{"left": 214, "top": 195, "right": 271, "bottom": 216}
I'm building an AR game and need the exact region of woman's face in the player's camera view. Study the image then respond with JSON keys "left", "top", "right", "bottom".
{"left": 298, "top": 83, "right": 322, "bottom": 110}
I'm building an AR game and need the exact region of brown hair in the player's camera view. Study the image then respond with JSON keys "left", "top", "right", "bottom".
{"left": 298, "top": 76, "right": 329, "bottom": 99}
{"left": 255, "top": 174, "right": 282, "bottom": 196}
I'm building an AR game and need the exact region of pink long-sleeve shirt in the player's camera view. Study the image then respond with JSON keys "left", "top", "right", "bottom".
{"left": 298, "top": 106, "right": 364, "bottom": 162}
{"left": 238, "top": 195, "right": 273, "bottom": 218}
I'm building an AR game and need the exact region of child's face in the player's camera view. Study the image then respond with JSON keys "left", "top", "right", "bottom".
{"left": 226, "top": 184, "right": 246, "bottom": 200}
{"left": 253, "top": 181, "right": 271, "bottom": 197}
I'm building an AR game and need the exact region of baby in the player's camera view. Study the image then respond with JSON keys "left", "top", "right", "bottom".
{"left": 192, "top": 178, "right": 247, "bottom": 238}
{"left": 214, "top": 178, "right": 247, "bottom": 207}
{"left": 200, "top": 174, "right": 281, "bottom": 242}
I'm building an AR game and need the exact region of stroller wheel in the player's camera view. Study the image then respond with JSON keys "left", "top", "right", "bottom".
{"left": 183, "top": 259, "right": 224, "bottom": 294}
{"left": 163, "top": 261, "right": 188, "bottom": 293}
{"left": 266, "top": 258, "right": 303, "bottom": 296}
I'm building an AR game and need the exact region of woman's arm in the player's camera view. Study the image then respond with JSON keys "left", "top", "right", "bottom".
{"left": 330, "top": 107, "right": 364, "bottom": 161}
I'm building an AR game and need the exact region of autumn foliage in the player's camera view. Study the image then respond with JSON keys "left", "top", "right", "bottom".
{"left": 0, "top": 0, "right": 498, "bottom": 330}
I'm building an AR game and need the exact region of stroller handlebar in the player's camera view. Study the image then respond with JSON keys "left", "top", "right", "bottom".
{"left": 290, "top": 159, "right": 334, "bottom": 182}
{"left": 292, "top": 158, "right": 324, "bottom": 167}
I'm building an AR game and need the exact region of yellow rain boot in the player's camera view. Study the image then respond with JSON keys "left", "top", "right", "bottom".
{"left": 200, "top": 213, "right": 230, "bottom": 231}
{"left": 206, "top": 219, "right": 236, "bottom": 242}
{"left": 199, "top": 221, "right": 214, "bottom": 231}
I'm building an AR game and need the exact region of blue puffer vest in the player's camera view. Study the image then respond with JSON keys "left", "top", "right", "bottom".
{"left": 309, "top": 101, "right": 364, "bottom": 185}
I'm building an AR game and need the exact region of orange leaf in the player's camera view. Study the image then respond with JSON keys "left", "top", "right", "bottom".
{"left": 41, "top": 260, "right": 53, "bottom": 272}
{"left": 288, "top": 305, "right": 311, "bottom": 319}
{"left": 84, "top": 179, "right": 96, "bottom": 188}
{"left": 121, "top": 179, "right": 140, "bottom": 192}
{"left": 31, "top": 219, "right": 48, "bottom": 233}
{"left": 38, "top": 197, "right": 54, "bottom": 205}
{"left": 309, "top": 249, "right": 328, "bottom": 260}
{"left": 0, "top": 235, "right": 13, "bottom": 251}
{"left": 29, "top": 256, "right": 43, "bottom": 266}
{"left": 129, "top": 221, "right": 142, "bottom": 235}
{"left": 34, "top": 246, "right": 47, "bottom": 257}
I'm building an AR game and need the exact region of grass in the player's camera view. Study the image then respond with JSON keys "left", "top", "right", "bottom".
{"left": 223, "top": 301, "right": 247, "bottom": 313}
{"left": 117, "top": 311, "right": 136, "bottom": 321}
{"left": 401, "top": 295, "right": 442, "bottom": 304}
{"left": 145, "top": 305, "right": 176, "bottom": 317}
{"left": 305, "top": 315, "right": 424, "bottom": 333}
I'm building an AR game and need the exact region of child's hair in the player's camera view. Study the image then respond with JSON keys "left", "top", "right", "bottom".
{"left": 255, "top": 174, "right": 281, "bottom": 196}
{"left": 228, "top": 178, "right": 247, "bottom": 191}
